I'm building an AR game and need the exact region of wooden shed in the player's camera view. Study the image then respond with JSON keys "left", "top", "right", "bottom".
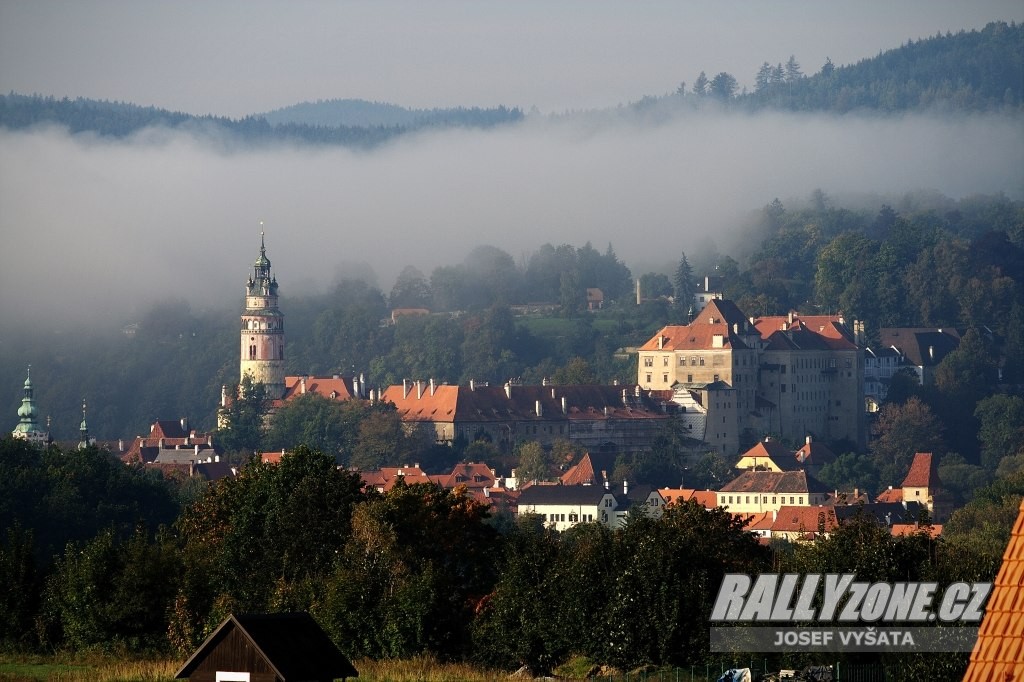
{"left": 175, "top": 612, "right": 358, "bottom": 682}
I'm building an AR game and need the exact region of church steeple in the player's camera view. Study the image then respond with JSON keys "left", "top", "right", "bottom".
{"left": 240, "top": 227, "right": 286, "bottom": 399}
{"left": 78, "top": 399, "right": 92, "bottom": 450}
{"left": 12, "top": 366, "right": 45, "bottom": 445}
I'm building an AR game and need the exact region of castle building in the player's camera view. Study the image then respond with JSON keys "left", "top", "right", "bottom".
{"left": 240, "top": 232, "right": 286, "bottom": 400}
{"left": 637, "top": 299, "right": 865, "bottom": 452}
{"left": 11, "top": 367, "right": 47, "bottom": 446}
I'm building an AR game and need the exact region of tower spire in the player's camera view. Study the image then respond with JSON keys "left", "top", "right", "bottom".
{"left": 12, "top": 365, "right": 45, "bottom": 445}
{"left": 78, "top": 398, "right": 91, "bottom": 450}
{"left": 241, "top": 228, "right": 286, "bottom": 399}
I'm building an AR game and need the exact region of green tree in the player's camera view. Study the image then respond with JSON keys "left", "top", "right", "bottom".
{"left": 673, "top": 252, "right": 695, "bottom": 314}
{"left": 870, "top": 396, "right": 945, "bottom": 485}
{"left": 265, "top": 392, "right": 347, "bottom": 458}
{"left": 216, "top": 374, "right": 269, "bottom": 457}
{"left": 709, "top": 72, "right": 738, "bottom": 100}
{"left": 321, "top": 482, "right": 497, "bottom": 660}
{"left": 0, "top": 524, "right": 40, "bottom": 648}
{"left": 516, "top": 441, "right": 550, "bottom": 484}
{"left": 816, "top": 452, "right": 881, "bottom": 496}
{"left": 389, "top": 265, "right": 432, "bottom": 309}
{"left": 639, "top": 272, "right": 673, "bottom": 299}
{"left": 975, "top": 394, "right": 1024, "bottom": 470}
{"left": 692, "top": 71, "right": 709, "bottom": 96}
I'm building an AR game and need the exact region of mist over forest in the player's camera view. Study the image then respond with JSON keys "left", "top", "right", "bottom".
{"left": 1, "top": 107, "right": 1021, "bottom": 331}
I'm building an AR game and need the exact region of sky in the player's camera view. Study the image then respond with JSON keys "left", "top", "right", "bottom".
{"left": 0, "top": 1, "right": 1022, "bottom": 328}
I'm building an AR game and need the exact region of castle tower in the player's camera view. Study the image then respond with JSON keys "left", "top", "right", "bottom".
{"left": 240, "top": 231, "right": 286, "bottom": 399}
{"left": 12, "top": 366, "right": 46, "bottom": 446}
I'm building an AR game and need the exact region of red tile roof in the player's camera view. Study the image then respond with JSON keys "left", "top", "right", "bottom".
{"left": 381, "top": 383, "right": 669, "bottom": 424}
{"left": 719, "top": 470, "right": 830, "bottom": 495}
{"left": 737, "top": 438, "right": 797, "bottom": 470}
{"left": 901, "top": 452, "right": 939, "bottom": 489}
{"left": 890, "top": 523, "right": 942, "bottom": 538}
{"left": 638, "top": 299, "right": 756, "bottom": 352}
{"left": 875, "top": 487, "right": 904, "bottom": 503}
{"left": 658, "top": 488, "right": 719, "bottom": 509}
{"left": 279, "top": 375, "right": 356, "bottom": 403}
{"left": 771, "top": 505, "right": 839, "bottom": 535}
{"left": 754, "top": 313, "right": 857, "bottom": 351}
{"left": 964, "top": 499, "right": 1024, "bottom": 681}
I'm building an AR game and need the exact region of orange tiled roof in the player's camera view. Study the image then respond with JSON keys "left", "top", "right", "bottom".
{"left": 719, "top": 470, "right": 830, "bottom": 495}
{"left": 448, "top": 462, "right": 497, "bottom": 489}
{"left": 744, "top": 511, "right": 776, "bottom": 532}
{"left": 658, "top": 488, "right": 718, "bottom": 509}
{"left": 771, "top": 505, "right": 839, "bottom": 534}
{"left": 381, "top": 383, "right": 668, "bottom": 424}
{"left": 794, "top": 439, "right": 838, "bottom": 468}
{"left": 638, "top": 300, "right": 755, "bottom": 353}
{"left": 901, "top": 452, "right": 938, "bottom": 489}
{"left": 964, "top": 499, "right": 1024, "bottom": 681}
{"left": 890, "top": 523, "right": 942, "bottom": 538}
{"left": 736, "top": 437, "right": 796, "bottom": 470}
{"left": 753, "top": 313, "right": 857, "bottom": 351}
{"left": 875, "top": 487, "right": 904, "bottom": 503}
{"left": 279, "top": 375, "right": 356, "bottom": 403}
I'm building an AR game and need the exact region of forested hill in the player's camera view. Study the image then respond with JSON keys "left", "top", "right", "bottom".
{"left": 0, "top": 93, "right": 523, "bottom": 147}
{"left": 258, "top": 98, "right": 523, "bottom": 129}
{"left": 741, "top": 21, "right": 1023, "bottom": 112}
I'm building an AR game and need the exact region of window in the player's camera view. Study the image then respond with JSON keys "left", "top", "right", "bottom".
{"left": 772, "top": 497, "right": 777, "bottom": 504}
{"left": 745, "top": 496, "right": 750, "bottom": 504}
{"left": 663, "top": 356, "right": 669, "bottom": 366}
{"left": 714, "top": 374, "right": 720, "bottom": 382}
{"left": 644, "top": 357, "right": 653, "bottom": 367}
{"left": 699, "top": 357, "right": 705, "bottom": 366}
{"left": 646, "top": 373, "right": 652, "bottom": 383}
{"left": 663, "top": 374, "right": 669, "bottom": 383}
{"left": 691, "top": 356, "right": 697, "bottom": 366}
{"left": 781, "top": 384, "right": 786, "bottom": 393}
{"left": 216, "top": 674, "right": 251, "bottom": 682}
{"left": 680, "top": 357, "right": 687, "bottom": 366}
{"left": 798, "top": 497, "right": 804, "bottom": 504}
{"left": 570, "top": 514, "right": 578, "bottom": 522}
{"left": 687, "top": 374, "right": 693, "bottom": 382}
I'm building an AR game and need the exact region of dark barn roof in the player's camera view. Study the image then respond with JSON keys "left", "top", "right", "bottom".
{"left": 175, "top": 612, "right": 358, "bottom": 681}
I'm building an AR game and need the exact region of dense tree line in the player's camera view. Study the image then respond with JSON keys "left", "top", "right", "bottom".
{"left": 671, "top": 21, "right": 1023, "bottom": 113}
{"left": 0, "top": 437, "right": 1015, "bottom": 679}
{"left": 0, "top": 93, "right": 522, "bottom": 148}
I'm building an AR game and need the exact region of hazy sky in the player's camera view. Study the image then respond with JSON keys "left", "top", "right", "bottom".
{"left": 1, "top": 1, "right": 1021, "bottom": 116}
{"left": 1, "top": 1, "right": 1022, "bottom": 328}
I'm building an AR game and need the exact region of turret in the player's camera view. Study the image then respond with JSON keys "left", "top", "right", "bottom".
{"left": 240, "top": 229, "right": 286, "bottom": 399}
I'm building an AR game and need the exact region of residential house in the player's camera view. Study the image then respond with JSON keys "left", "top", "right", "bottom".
{"left": 879, "top": 327, "right": 961, "bottom": 387}
{"left": 658, "top": 487, "right": 719, "bottom": 509}
{"left": 694, "top": 275, "right": 725, "bottom": 314}
{"left": 716, "top": 470, "right": 831, "bottom": 515}
{"left": 586, "top": 288, "right": 604, "bottom": 311}
{"left": 120, "top": 418, "right": 217, "bottom": 466}
{"left": 863, "top": 346, "right": 903, "bottom": 412}
{"left": 516, "top": 481, "right": 666, "bottom": 531}
{"left": 769, "top": 505, "right": 839, "bottom": 542}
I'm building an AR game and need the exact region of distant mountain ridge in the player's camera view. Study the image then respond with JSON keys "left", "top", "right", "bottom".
{"left": 1, "top": 21, "right": 1019, "bottom": 146}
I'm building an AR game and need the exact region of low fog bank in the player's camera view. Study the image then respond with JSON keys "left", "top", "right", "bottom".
{"left": 1, "top": 109, "right": 1021, "bottom": 329}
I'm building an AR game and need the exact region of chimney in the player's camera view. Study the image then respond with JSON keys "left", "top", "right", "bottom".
{"left": 430, "top": 378, "right": 436, "bottom": 396}
{"left": 602, "top": 470, "right": 609, "bottom": 490}
{"left": 180, "top": 417, "right": 188, "bottom": 432}
{"left": 636, "top": 278, "right": 642, "bottom": 305}
{"left": 189, "top": 460, "right": 195, "bottom": 477}
{"left": 603, "top": 406, "right": 609, "bottom": 416}
{"left": 403, "top": 379, "right": 409, "bottom": 398}
{"left": 542, "top": 377, "right": 548, "bottom": 386}
{"left": 360, "top": 373, "right": 366, "bottom": 397}
{"left": 207, "top": 434, "right": 212, "bottom": 446}
{"left": 333, "top": 373, "right": 340, "bottom": 379}
{"left": 623, "top": 480, "right": 629, "bottom": 495}
{"left": 536, "top": 400, "right": 543, "bottom": 417}
{"left": 469, "top": 379, "right": 475, "bottom": 391}
{"left": 782, "top": 322, "right": 789, "bottom": 331}
{"left": 352, "top": 375, "right": 360, "bottom": 397}
{"left": 806, "top": 435, "right": 812, "bottom": 445}
{"left": 215, "top": 455, "right": 220, "bottom": 463}
{"left": 194, "top": 444, "right": 199, "bottom": 456}
{"left": 928, "top": 346, "right": 935, "bottom": 362}
{"left": 416, "top": 381, "right": 423, "bottom": 399}
{"left": 788, "top": 311, "right": 794, "bottom": 324}
{"left": 221, "top": 384, "right": 227, "bottom": 407}
{"left": 657, "top": 335, "right": 664, "bottom": 350}
{"left": 561, "top": 396, "right": 567, "bottom": 415}
{"left": 300, "top": 376, "right": 307, "bottom": 394}
{"left": 551, "top": 387, "right": 556, "bottom": 399}
{"left": 504, "top": 382, "right": 512, "bottom": 399}
{"left": 158, "top": 438, "right": 164, "bottom": 448}
{"left": 622, "top": 388, "right": 628, "bottom": 405}
{"left": 733, "top": 323, "right": 739, "bottom": 335}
